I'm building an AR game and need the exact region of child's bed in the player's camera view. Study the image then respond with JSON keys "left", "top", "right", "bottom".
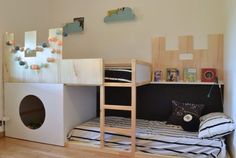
{"left": 65, "top": 59, "right": 230, "bottom": 158}
{"left": 68, "top": 116, "right": 226, "bottom": 158}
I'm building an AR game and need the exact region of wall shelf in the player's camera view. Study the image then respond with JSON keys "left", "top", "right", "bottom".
{"left": 150, "top": 81, "right": 224, "bottom": 85}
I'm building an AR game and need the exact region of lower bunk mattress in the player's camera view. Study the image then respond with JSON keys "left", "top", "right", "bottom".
{"left": 68, "top": 116, "right": 226, "bottom": 158}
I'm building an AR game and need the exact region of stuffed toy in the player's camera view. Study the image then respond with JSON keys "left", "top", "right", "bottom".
{"left": 181, "top": 114, "right": 200, "bottom": 132}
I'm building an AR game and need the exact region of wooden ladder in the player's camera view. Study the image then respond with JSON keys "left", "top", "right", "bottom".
{"left": 100, "top": 60, "right": 136, "bottom": 156}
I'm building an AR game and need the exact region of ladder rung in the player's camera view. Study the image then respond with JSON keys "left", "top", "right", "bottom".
{"left": 104, "top": 127, "right": 131, "bottom": 136}
{"left": 103, "top": 104, "right": 132, "bottom": 111}
{"left": 104, "top": 82, "right": 132, "bottom": 87}
{"left": 104, "top": 59, "right": 132, "bottom": 68}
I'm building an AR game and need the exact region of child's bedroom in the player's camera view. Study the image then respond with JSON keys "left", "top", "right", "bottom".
{"left": 0, "top": 0, "right": 235, "bottom": 158}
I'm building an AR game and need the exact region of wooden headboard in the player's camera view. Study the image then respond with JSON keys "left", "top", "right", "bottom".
{"left": 152, "top": 34, "right": 224, "bottom": 81}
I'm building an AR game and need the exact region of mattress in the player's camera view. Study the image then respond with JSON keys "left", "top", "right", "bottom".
{"left": 68, "top": 116, "right": 226, "bottom": 158}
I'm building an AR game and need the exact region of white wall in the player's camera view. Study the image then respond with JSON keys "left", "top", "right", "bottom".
{"left": 0, "top": 0, "right": 51, "bottom": 130}
{"left": 224, "top": 0, "right": 236, "bottom": 157}
{"left": 49, "top": 0, "right": 225, "bottom": 60}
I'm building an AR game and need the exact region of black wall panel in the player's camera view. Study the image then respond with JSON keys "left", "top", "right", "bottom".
{"left": 97, "top": 84, "right": 223, "bottom": 121}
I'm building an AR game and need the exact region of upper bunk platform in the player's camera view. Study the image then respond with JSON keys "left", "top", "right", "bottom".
{"left": 61, "top": 59, "right": 152, "bottom": 87}
{"left": 104, "top": 59, "right": 152, "bottom": 87}
{"left": 61, "top": 58, "right": 151, "bottom": 87}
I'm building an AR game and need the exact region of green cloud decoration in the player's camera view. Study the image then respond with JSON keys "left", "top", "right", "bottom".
{"left": 104, "top": 7, "right": 135, "bottom": 23}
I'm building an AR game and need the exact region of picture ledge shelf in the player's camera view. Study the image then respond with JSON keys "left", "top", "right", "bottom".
{"left": 150, "top": 81, "right": 224, "bottom": 85}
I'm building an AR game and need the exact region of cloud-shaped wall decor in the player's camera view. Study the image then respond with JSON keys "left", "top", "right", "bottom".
{"left": 63, "top": 17, "right": 84, "bottom": 36}
{"left": 104, "top": 7, "right": 135, "bottom": 23}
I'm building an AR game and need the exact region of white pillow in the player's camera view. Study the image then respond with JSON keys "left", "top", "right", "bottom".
{"left": 198, "top": 112, "right": 235, "bottom": 139}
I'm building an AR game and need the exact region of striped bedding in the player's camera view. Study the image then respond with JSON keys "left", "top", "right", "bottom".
{"left": 199, "top": 112, "right": 235, "bottom": 139}
{"left": 68, "top": 116, "right": 226, "bottom": 158}
{"left": 105, "top": 68, "right": 131, "bottom": 83}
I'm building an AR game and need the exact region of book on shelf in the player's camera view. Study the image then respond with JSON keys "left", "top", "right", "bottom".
{"left": 154, "top": 70, "right": 162, "bottom": 82}
{"left": 184, "top": 68, "right": 197, "bottom": 82}
{"left": 201, "top": 68, "right": 217, "bottom": 82}
{"left": 166, "top": 68, "right": 179, "bottom": 82}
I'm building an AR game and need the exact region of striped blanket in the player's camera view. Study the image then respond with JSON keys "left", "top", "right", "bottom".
{"left": 105, "top": 68, "right": 132, "bottom": 83}
{"left": 68, "top": 117, "right": 226, "bottom": 158}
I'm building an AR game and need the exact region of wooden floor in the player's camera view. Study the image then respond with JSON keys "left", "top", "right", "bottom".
{"left": 0, "top": 137, "right": 231, "bottom": 158}
{"left": 0, "top": 137, "right": 131, "bottom": 158}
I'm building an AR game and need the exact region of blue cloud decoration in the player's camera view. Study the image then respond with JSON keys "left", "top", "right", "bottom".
{"left": 104, "top": 7, "right": 135, "bottom": 23}
{"left": 63, "top": 17, "right": 84, "bottom": 37}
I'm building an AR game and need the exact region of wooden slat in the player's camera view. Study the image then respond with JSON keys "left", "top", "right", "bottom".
{"left": 104, "top": 127, "right": 131, "bottom": 136}
{"left": 105, "top": 65, "right": 131, "bottom": 69}
{"left": 150, "top": 81, "right": 224, "bottom": 85}
{"left": 104, "top": 105, "right": 132, "bottom": 111}
{"left": 178, "top": 36, "right": 193, "bottom": 51}
{"left": 151, "top": 39, "right": 168, "bottom": 81}
{"left": 104, "top": 59, "right": 131, "bottom": 68}
{"left": 104, "top": 82, "right": 132, "bottom": 87}
{"left": 135, "top": 60, "right": 152, "bottom": 67}
{"left": 136, "top": 81, "right": 151, "bottom": 87}
{"left": 64, "top": 83, "right": 102, "bottom": 86}
{"left": 100, "top": 85, "right": 105, "bottom": 148}
{"left": 131, "top": 59, "right": 137, "bottom": 154}
{"left": 136, "top": 152, "right": 183, "bottom": 158}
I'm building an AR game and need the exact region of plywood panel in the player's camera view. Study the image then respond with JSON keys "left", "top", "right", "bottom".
{"left": 60, "top": 59, "right": 103, "bottom": 85}
{"left": 152, "top": 34, "right": 223, "bottom": 82}
{"left": 4, "top": 28, "right": 63, "bottom": 83}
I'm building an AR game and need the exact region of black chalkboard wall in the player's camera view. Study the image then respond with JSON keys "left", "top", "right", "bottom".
{"left": 97, "top": 84, "right": 223, "bottom": 121}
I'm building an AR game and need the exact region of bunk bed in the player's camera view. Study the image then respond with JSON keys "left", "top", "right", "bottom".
{"left": 66, "top": 59, "right": 227, "bottom": 158}
{"left": 4, "top": 30, "right": 230, "bottom": 157}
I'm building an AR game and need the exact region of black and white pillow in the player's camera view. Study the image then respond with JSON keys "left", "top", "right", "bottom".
{"left": 198, "top": 112, "right": 235, "bottom": 139}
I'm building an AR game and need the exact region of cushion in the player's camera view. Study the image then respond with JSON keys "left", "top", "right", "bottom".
{"left": 182, "top": 114, "right": 200, "bottom": 132}
{"left": 167, "top": 100, "right": 205, "bottom": 128}
{"left": 198, "top": 112, "right": 235, "bottom": 139}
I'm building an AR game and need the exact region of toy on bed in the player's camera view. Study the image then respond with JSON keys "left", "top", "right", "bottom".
{"left": 166, "top": 100, "right": 235, "bottom": 137}
{"left": 182, "top": 114, "right": 200, "bottom": 132}
{"left": 167, "top": 100, "right": 205, "bottom": 132}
